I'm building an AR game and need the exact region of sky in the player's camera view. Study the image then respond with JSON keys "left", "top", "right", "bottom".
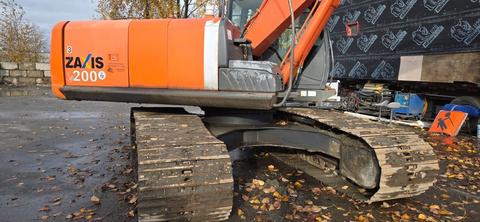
{"left": 16, "top": 0, "right": 98, "bottom": 40}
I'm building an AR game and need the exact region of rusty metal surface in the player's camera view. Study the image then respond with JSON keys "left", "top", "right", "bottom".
{"left": 132, "top": 110, "right": 233, "bottom": 222}
{"left": 279, "top": 107, "right": 440, "bottom": 203}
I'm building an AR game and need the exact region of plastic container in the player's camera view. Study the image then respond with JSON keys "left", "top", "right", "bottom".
{"left": 477, "top": 121, "right": 480, "bottom": 139}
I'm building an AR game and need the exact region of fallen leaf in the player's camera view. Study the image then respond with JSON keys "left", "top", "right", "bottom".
{"left": 267, "top": 165, "right": 275, "bottom": 171}
{"left": 341, "top": 185, "right": 349, "bottom": 190}
{"left": 381, "top": 202, "right": 391, "bottom": 208}
{"left": 273, "top": 201, "right": 281, "bottom": 209}
{"left": 273, "top": 191, "right": 282, "bottom": 199}
{"left": 260, "top": 203, "right": 267, "bottom": 211}
{"left": 325, "top": 186, "right": 336, "bottom": 194}
{"left": 401, "top": 213, "right": 411, "bottom": 220}
{"left": 237, "top": 209, "right": 244, "bottom": 216}
{"left": 312, "top": 187, "right": 322, "bottom": 195}
{"left": 438, "top": 209, "right": 453, "bottom": 215}
{"left": 294, "top": 181, "right": 303, "bottom": 189}
{"left": 252, "top": 179, "right": 265, "bottom": 187}
{"left": 311, "top": 205, "right": 321, "bottom": 213}
{"left": 123, "top": 168, "right": 133, "bottom": 175}
{"left": 261, "top": 197, "right": 270, "bottom": 204}
{"left": 127, "top": 210, "right": 135, "bottom": 217}
{"left": 263, "top": 186, "right": 276, "bottom": 194}
{"left": 90, "top": 195, "right": 101, "bottom": 205}
{"left": 357, "top": 215, "right": 369, "bottom": 222}
{"left": 249, "top": 198, "right": 260, "bottom": 205}
{"left": 67, "top": 166, "right": 78, "bottom": 174}
{"left": 38, "top": 205, "right": 50, "bottom": 212}
{"left": 40, "top": 216, "right": 49, "bottom": 221}
{"left": 128, "top": 195, "right": 138, "bottom": 204}
{"left": 429, "top": 204, "right": 442, "bottom": 214}
{"left": 440, "top": 194, "right": 449, "bottom": 200}
{"left": 418, "top": 214, "right": 427, "bottom": 221}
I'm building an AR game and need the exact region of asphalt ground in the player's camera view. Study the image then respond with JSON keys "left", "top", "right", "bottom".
{"left": 0, "top": 86, "right": 478, "bottom": 222}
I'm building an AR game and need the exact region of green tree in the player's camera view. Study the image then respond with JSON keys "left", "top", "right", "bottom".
{"left": 96, "top": 0, "right": 220, "bottom": 19}
{"left": 0, "top": 0, "right": 45, "bottom": 63}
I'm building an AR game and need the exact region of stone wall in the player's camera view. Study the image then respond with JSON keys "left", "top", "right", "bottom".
{"left": 0, "top": 61, "right": 50, "bottom": 86}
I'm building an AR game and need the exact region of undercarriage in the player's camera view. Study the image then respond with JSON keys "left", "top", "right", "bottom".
{"left": 131, "top": 107, "right": 439, "bottom": 222}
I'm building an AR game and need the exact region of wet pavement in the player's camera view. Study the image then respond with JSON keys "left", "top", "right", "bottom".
{"left": 0, "top": 86, "right": 478, "bottom": 222}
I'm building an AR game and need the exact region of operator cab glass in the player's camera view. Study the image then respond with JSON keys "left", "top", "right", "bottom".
{"left": 227, "top": 0, "right": 263, "bottom": 31}
{"left": 226, "top": 0, "right": 306, "bottom": 60}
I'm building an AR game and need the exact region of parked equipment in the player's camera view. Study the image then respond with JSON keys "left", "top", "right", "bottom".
{"left": 50, "top": 0, "right": 439, "bottom": 221}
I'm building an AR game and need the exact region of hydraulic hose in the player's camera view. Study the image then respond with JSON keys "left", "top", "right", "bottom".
{"left": 273, "top": 0, "right": 296, "bottom": 107}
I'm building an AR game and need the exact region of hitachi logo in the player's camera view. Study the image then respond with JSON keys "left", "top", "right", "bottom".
{"left": 65, "top": 54, "right": 104, "bottom": 69}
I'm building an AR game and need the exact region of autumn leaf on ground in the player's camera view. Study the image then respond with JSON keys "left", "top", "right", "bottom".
{"left": 38, "top": 205, "right": 50, "bottom": 212}
{"left": 128, "top": 194, "right": 138, "bottom": 204}
{"left": 90, "top": 194, "right": 101, "bottom": 205}
{"left": 294, "top": 181, "right": 303, "bottom": 189}
{"left": 267, "top": 165, "right": 275, "bottom": 171}
{"left": 312, "top": 187, "right": 321, "bottom": 195}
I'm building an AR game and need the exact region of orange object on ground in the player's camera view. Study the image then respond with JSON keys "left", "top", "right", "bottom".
{"left": 429, "top": 110, "right": 468, "bottom": 136}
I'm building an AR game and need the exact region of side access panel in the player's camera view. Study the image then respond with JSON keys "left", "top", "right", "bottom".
{"left": 129, "top": 20, "right": 169, "bottom": 88}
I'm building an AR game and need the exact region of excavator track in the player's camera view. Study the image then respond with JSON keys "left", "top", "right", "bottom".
{"left": 132, "top": 109, "right": 233, "bottom": 222}
{"left": 276, "top": 108, "right": 439, "bottom": 203}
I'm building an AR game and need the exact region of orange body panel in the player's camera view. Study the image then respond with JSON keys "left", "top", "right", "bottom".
{"left": 51, "top": 18, "right": 224, "bottom": 95}
{"left": 50, "top": 21, "right": 68, "bottom": 99}
{"left": 129, "top": 20, "right": 169, "bottom": 88}
{"left": 167, "top": 19, "right": 209, "bottom": 89}
{"left": 64, "top": 20, "right": 130, "bottom": 87}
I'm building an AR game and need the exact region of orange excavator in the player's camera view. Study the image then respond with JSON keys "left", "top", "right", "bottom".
{"left": 51, "top": 0, "right": 439, "bottom": 221}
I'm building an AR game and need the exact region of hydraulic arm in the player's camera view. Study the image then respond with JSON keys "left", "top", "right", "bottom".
{"left": 244, "top": 0, "right": 340, "bottom": 84}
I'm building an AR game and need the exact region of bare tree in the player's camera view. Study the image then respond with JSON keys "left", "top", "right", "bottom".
{"left": 96, "top": 0, "right": 219, "bottom": 20}
{"left": 0, "top": 0, "right": 45, "bottom": 63}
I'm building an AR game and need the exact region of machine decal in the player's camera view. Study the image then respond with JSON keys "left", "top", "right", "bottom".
{"left": 72, "top": 70, "right": 107, "bottom": 82}
{"left": 65, "top": 53, "right": 106, "bottom": 82}
{"left": 65, "top": 54, "right": 104, "bottom": 69}
{"left": 203, "top": 20, "right": 220, "bottom": 90}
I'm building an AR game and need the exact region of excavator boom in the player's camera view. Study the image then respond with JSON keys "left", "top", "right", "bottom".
{"left": 243, "top": 0, "right": 340, "bottom": 83}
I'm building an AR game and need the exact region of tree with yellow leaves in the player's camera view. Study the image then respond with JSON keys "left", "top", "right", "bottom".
{"left": 0, "top": 0, "right": 45, "bottom": 63}
{"left": 96, "top": 0, "right": 220, "bottom": 19}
